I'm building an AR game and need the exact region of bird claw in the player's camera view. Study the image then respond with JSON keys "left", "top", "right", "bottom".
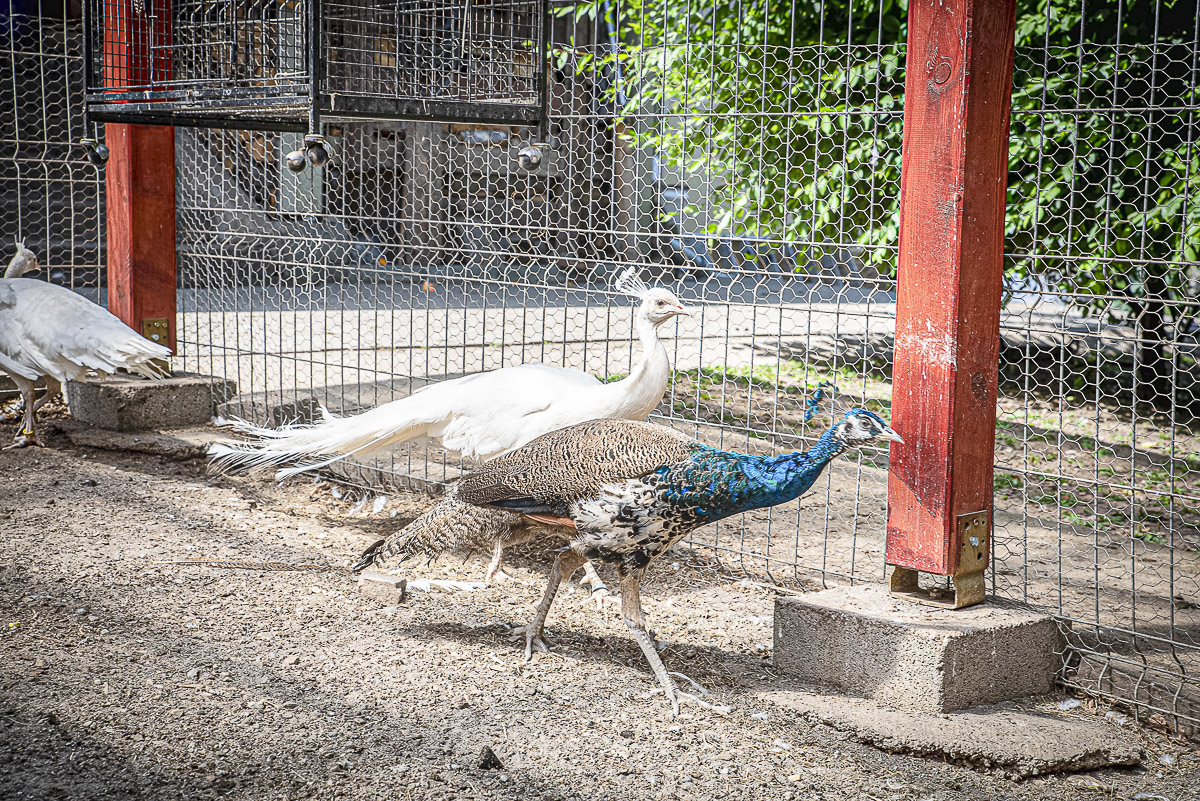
{"left": 508, "top": 624, "right": 556, "bottom": 661}
{"left": 523, "top": 632, "right": 555, "bottom": 662}
{"left": 586, "top": 585, "right": 621, "bottom": 611}
{"left": 483, "top": 567, "right": 513, "bottom": 584}
{"left": 654, "top": 685, "right": 731, "bottom": 717}
{"left": 3, "top": 431, "right": 42, "bottom": 450}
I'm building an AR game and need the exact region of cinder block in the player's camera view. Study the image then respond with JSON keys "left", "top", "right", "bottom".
{"left": 67, "top": 372, "right": 236, "bottom": 432}
{"left": 773, "top": 584, "right": 1063, "bottom": 713}
{"left": 358, "top": 570, "right": 407, "bottom": 604}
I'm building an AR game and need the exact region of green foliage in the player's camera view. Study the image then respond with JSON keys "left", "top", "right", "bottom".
{"left": 559, "top": 0, "right": 1198, "bottom": 325}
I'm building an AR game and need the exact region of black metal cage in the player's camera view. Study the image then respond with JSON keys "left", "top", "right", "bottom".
{"left": 82, "top": 0, "right": 548, "bottom": 133}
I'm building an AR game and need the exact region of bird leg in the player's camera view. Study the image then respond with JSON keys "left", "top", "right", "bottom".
{"left": 578, "top": 561, "right": 619, "bottom": 610}
{"left": 617, "top": 569, "right": 719, "bottom": 716}
{"left": 30, "top": 378, "right": 61, "bottom": 415}
{"left": 521, "top": 549, "right": 586, "bottom": 661}
{"left": 3, "top": 378, "right": 42, "bottom": 450}
{"left": 482, "top": 541, "right": 512, "bottom": 583}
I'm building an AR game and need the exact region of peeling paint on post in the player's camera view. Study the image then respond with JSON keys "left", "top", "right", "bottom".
{"left": 103, "top": 1, "right": 177, "bottom": 352}
{"left": 886, "top": 0, "right": 1017, "bottom": 606}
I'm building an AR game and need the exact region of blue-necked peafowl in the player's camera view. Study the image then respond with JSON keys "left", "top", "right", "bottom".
{"left": 209, "top": 267, "right": 688, "bottom": 599}
{"left": 358, "top": 393, "right": 901, "bottom": 714}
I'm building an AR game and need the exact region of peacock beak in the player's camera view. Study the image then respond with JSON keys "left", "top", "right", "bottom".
{"left": 673, "top": 304, "right": 690, "bottom": 317}
{"left": 882, "top": 427, "right": 904, "bottom": 444}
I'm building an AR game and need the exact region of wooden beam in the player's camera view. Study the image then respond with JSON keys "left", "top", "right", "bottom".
{"left": 885, "top": 0, "right": 1018, "bottom": 607}
{"left": 101, "top": 2, "right": 176, "bottom": 352}
{"left": 105, "top": 123, "right": 177, "bottom": 353}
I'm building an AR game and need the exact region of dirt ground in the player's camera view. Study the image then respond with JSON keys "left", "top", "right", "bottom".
{"left": 2, "top": 420, "right": 1199, "bottom": 801}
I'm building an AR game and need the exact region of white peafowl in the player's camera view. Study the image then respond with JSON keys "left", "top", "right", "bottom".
{"left": 0, "top": 242, "right": 172, "bottom": 448}
{"left": 207, "top": 268, "right": 690, "bottom": 595}
{"left": 357, "top": 398, "right": 902, "bottom": 714}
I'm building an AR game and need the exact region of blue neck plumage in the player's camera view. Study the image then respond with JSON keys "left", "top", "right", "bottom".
{"left": 676, "top": 427, "right": 850, "bottom": 524}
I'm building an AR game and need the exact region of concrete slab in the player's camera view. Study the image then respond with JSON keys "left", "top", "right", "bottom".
{"left": 67, "top": 372, "right": 236, "bottom": 432}
{"left": 752, "top": 686, "right": 1142, "bottom": 778}
{"left": 46, "top": 420, "right": 213, "bottom": 461}
{"left": 358, "top": 570, "right": 407, "bottom": 604}
{"left": 773, "top": 584, "right": 1063, "bottom": 714}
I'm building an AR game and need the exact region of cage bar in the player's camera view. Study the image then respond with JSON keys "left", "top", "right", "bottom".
{"left": 82, "top": 0, "right": 548, "bottom": 133}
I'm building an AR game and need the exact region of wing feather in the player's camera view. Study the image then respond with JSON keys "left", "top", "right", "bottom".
{"left": 457, "top": 419, "right": 696, "bottom": 508}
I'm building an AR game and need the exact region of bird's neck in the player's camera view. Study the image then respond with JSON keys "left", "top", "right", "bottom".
{"left": 758, "top": 428, "right": 850, "bottom": 497}
{"left": 601, "top": 315, "right": 670, "bottom": 419}
{"left": 688, "top": 429, "right": 849, "bottom": 522}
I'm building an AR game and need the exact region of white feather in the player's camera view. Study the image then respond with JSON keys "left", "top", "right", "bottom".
{"left": 0, "top": 277, "right": 171, "bottom": 387}
{"left": 208, "top": 286, "right": 688, "bottom": 478}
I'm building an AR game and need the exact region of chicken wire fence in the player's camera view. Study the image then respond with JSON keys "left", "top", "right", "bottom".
{"left": 3, "top": 0, "right": 1197, "bottom": 736}
{"left": 0, "top": 2, "right": 105, "bottom": 295}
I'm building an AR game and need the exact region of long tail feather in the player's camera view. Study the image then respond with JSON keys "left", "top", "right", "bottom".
{"left": 207, "top": 395, "right": 444, "bottom": 477}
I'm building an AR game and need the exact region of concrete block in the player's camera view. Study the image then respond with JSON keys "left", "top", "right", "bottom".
{"left": 773, "top": 584, "right": 1063, "bottom": 713}
{"left": 67, "top": 372, "right": 236, "bottom": 432}
{"left": 358, "top": 570, "right": 407, "bottom": 604}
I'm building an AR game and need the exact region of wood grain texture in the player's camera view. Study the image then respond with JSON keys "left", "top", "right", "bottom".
{"left": 886, "top": 0, "right": 1017, "bottom": 575}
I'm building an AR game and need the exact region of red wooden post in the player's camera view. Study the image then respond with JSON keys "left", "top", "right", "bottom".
{"left": 103, "top": 1, "right": 176, "bottom": 352}
{"left": 885, "top": 0, "right": 1018, "bottom": 608}
{"left": 105, "top": 124, "right": 177, "bottom": 353}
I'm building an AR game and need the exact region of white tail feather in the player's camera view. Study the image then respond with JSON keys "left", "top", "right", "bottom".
{"left": 207, "top": 396, "right": 444, "bottom": 478}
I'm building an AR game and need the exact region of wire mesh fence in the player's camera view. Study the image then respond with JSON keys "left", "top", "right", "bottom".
{"left": 170, "top": 1, "right": 1200, "bottom": 735}
{"left": 998, "top": 0, "right": 1200, "bottom": 736}
{"left": 0, "top": 2, "right": 105, "bottom": 295}
{"left": 3, "top": 0, "right": 1197, "bottom": 736}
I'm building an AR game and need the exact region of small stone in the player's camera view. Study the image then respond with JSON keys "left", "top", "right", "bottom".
{"left": 283, "top": 655, "right": 300, "bottom": 666}
{"left": 1057, "top": 698, "right": 1082, "bottom": 711}
{"left": 187, "top": 668, "right": 200, "bottom": 679}
{"left": 81, "top": 479, "right": 97, "bottom": 487}
{"left": 477, "top": 746, "right": 503, "bottom": 770}
{"left": 1159, "top": 753, "right": 1178, "bottom": 767}
{"left": 1068, "top": 775, "right": 1110, "bottom": 791}
{"left": 711, "top": 751, "right": 732, "bottom": 762}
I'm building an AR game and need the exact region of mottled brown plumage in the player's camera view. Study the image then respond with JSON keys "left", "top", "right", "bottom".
{"left": 365, "top": 489, "right": 557, "bottom": 572}
{"left": 458, "top": 419, "right": 696, "bottom": 507}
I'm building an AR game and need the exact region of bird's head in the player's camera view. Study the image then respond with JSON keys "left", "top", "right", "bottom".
{"left": 5, "top": 240, "right": 39, "bottom": 279}
{"left": 638, "top": 287, "right": 690, "bottom": 326}
{"left": 613, "top": 267, "right": 690, "bottom": 326}
{"left": 831, "top": 408, "right": 903, "bottom": 446}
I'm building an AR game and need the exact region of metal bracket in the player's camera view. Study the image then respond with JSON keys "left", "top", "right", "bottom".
{"left": 141, "top": 317, "right": 169, "bottom": 346}
{"left": 141, "top": 317, "right": 173, "bottom": 375}
{"left": 888, "top": 510, "right": 989, "bottom": 609}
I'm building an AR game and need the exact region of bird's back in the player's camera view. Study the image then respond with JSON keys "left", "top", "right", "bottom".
{"left": 458, "top": 418, "right": 698, "bottom": 506}
{"left": 0, "top": 278, "right": 169, "bottom": 383}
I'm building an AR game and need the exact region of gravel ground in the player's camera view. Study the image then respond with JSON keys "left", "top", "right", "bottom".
{"left": 1, "top": 420, "right": 1198, "bottom": 801}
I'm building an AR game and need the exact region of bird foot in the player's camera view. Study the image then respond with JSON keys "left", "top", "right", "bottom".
{"left": 670, "top": 691, "right": 732, "bottom": 717}
{"left": 3, "top": 430, "right": 42, "bottom": 450}
{"left": 510, "top": 624, "right": 556, "bottom": 661}
{"left": 483, "top": 566, "right": 514, "bottom": 584}
{"left": 648, "top": 673, "right": 732, "bottom": 716}
{"left": 585, "top": 585, "right": 621, "bottom": 611}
